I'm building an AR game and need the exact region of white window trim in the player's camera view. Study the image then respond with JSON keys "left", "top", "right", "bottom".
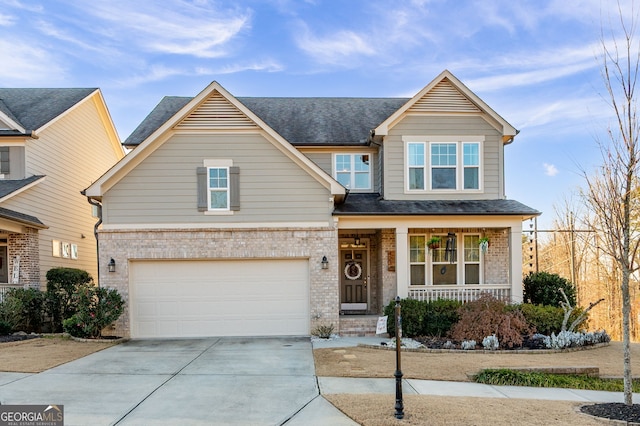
{"left": 332, "top": 153, "right": 372, "bottom": 192}
{"left": 408, "top": 233, "right": 484, "bottom": 286}
{"left": 403, "top": 136, "right": 484, "bottom": 193}
{"left": 204, "top": 159, "right": 234, "bottom": 215}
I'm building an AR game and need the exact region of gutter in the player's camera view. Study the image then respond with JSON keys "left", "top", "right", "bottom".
{"left": 81, "top": 190, "right": 103, "bottom": 287}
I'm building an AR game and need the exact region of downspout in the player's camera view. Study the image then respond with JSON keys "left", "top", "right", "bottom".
{"left": 82, "top": 191, "right": 102, "bottom": 287}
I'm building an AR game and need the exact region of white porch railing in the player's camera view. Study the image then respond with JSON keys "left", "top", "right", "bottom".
{"left": 408, "top": 285, "right": 512, "bottom": 303}
{"left": 0, "top": 285, "right": 23, "bottom": 303}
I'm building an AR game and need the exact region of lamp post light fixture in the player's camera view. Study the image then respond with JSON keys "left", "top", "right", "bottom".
{"left": 108, "top": 258, "right": 116, "bottom": 273}
{"left": 321, "top": 256, "right": 329, "bottom": 269}
{"left": 394, "top": 295, "right": 404, "bottom": 419}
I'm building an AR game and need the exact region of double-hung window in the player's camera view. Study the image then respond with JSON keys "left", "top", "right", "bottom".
{"left": 197, "top": 159, "right": 239, "bottom": 213}
{"left": 408, "top": 233, "right": 483, "bottom": 286}
{"left": 406, "top": 137, "right": 483, "bottom": 191}
{"left": 208, "top": 167, "right": 229, "bottom": 210}
{"left": 407, "top": 143, "right": 426, "bottom": 190}
{"left": 334, "top": 154, "right": 371, "bottom": 190}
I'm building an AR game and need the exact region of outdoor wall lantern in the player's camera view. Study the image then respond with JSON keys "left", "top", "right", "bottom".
{"left": 321, "top": 256, "right": 329, "bottom": 269}
{"left": 354, "top": 235, "right": 361, "bottom": 246}
{"left": 108, "top": 258, "right": 116, "bottom": 273}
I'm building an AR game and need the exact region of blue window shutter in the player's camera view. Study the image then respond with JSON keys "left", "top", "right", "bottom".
{"left": 197, "top": 167, "right": 207, "bottom": 211}
{"left": 230, "top": 166, "right": 240, "bottom": 211}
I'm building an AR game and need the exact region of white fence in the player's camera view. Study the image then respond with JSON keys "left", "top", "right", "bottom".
{"left": 408, "top": 285, "right": 512, "bottom": 303}
{"left": 0, "top": 285, "right": 24, "bottom": 303}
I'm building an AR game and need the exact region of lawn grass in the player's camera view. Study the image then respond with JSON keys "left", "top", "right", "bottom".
{"left": 475, "top": 368, "right": 640, "bottom": 392}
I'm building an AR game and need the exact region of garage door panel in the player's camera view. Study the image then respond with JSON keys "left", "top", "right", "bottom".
{"left": 130, "top": 259, "right": 309, "bottom": 338}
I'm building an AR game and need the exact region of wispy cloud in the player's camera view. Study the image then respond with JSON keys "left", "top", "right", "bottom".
{"left": 543, "top": 163, "right": 559, "bottom": 176}
{"left": 0, "top": 13, "right": 16, "bottom": 26}
{"left": 68, "top": 1, "right": 251, "bottom": 58}
{"left": 295, "top": 24, "right": 376, "bottom": 65}
{"left": 198, "top": 59, "right": 284, "bottom": 75}
{"left": 0, "top": 38, "right": 66, "bottom": 84}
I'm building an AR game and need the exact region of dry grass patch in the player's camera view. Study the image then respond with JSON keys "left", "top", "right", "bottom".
{"left": 0, "top": 335, "right": 117, "bottom": 373}
{"left": 325, "top": 394, "right": 608, "bottom": 425}
{"left": 314, "top": 342, "right": 640, "bottom": 381}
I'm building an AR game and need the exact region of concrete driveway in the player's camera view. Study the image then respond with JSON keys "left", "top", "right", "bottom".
{"left": 0, "top": 337, "right": 353, "bottom": 425}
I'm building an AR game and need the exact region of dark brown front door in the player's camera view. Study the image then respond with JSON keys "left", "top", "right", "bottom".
{"left": 340, "top": 248, "right": 367, "bottom": 311}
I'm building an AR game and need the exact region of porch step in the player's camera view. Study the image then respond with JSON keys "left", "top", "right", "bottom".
{"left": 339, "top": 315, "right": 381, "bottom": 337}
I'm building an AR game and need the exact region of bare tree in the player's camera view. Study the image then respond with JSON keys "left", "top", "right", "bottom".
{"left": 582, "top": 2, "right": 640, "bottom": 405}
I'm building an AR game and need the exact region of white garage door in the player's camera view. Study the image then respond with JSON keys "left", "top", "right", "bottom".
{"left": 129, "top": 259, "right": 310, "bottom": 338}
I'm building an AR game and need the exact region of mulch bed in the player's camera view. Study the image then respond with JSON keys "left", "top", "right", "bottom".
{"left": 581, "top": 403, "right": 640, "bottom": 423}
{"left": 0, "top": 333, "right": 41, "bottom": 343}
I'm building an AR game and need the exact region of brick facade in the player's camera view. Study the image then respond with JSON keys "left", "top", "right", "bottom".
{"left": 8, "top": 228, "right": 40, "bottom": 288}
{"left": 98, "top": 227, "right": 339, "bottom": 338}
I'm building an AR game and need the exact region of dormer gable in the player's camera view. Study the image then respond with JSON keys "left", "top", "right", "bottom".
{"left": 376, "top": 70, "right": 517, "bottom": 144}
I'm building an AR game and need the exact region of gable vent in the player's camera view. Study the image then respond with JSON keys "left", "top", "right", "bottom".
{"left": 175, "top": 91, "right": 258, "bottom": 130}
{"left": 409, "top": 79, "right": 481, "bottom": 113}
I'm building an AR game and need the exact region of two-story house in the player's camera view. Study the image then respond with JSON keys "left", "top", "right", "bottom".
{"left": 0, "top": 88, "right": 124, "bottom": 295}
{"left": 85, "top": 70, "right": 539, "bottom": 339}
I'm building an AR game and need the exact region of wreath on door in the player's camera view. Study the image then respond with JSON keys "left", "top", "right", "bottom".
{"left": 344, "top": 261, "right": 362, "bottom": 280}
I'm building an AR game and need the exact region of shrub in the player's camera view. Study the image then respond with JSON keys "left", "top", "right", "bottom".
{"left": 450, "top": 293, "right": 533, "bottom": 349}
{"left": 424, "top": 299, "right": 462, "bottom": 337}
{"left": 543, "top": 330, "right": 610, "bottom": 349}
{"left": 0, "top": 319, "right": 11, "bottom": 335}
{"left": 482, "top": 334, "right": 499, "bottom": 350}
{"left": 0, "top": 288, "right": 45, "bottom": 333}
{"left": 384, "top": 298, "right": 426, "bottom": 337}
{"left": 62, "top": 286, "right": 124, "bottom": 338}
{"left": 45, "top": 267, "right": 93, "bottom": 332}
{"left": 312, "top": 323, "right": 335, "bottom": 338}
{"left": 384, "top": 298, "right": 462, "bottom": 338}
{"left": 518, "top": 303, "right": 588, "bottom": 335}
{"left": 523, "top": 272, "right": 576, "bottom": 307}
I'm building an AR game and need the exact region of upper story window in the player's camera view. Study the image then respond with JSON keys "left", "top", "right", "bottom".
{"left": 197, "top": 159, "right": 240, "bottom": 214}
{"left": 208, "top": 167, "right": 229, "bottom": 210}
{"left": 334, "top": 154, "right": 371, "bottom": 191}
{"left": 405, "top": 136, "right": 484, "bottom": 192}
{"left": 0, "top": 147, "right": 9, "bottom": 175}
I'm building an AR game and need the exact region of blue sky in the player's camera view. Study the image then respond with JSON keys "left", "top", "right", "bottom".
{"left": 0, "top": 0, "right": 631, "bottom": 228}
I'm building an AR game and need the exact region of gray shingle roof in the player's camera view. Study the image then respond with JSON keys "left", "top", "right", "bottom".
{"left": 0, "top": 175, "right": 44, "bottom": 199}
{"left": 334, "top": 193, "right": 541, "bottom": 216}
{"left": 0, "top": 206, "right": 47, "bottom": 229}
{"left": 124, "top": 95, "right": 409, "bottom": 147}
{"left": 0, "top": 88, "right": 96, "bottom": 132}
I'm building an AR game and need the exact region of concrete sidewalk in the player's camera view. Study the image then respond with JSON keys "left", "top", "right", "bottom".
{"left": 311, "top": 336, "right": 639, "bottom": 404}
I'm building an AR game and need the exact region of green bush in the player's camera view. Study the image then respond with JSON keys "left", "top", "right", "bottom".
{"left": 0, "top": 319, "right": 11, "bottom": 335}
{"left": 384, "top": 298, "right": 462, "bottom": 338}
{"left": 523, "top": 272, "right": 576, "bottom": 307}
{"left": 450, "top": 293, "right": 533, "bottom": 348}
{"left": 424, "top": 299, "right": 462, "bottom": 336}
{"left": 0, "top": 288, "right": 45, "bottom": 333}
{"left": 46, "top": 267, "right": 93, "bottom": 332}
{"left": 62, "top": 285, "right": 124, "bottom": 338}
{"left": 518, "top": 303, "right": 588, "bottom": 335}
{"left": 384, "top": 298, "right": 426, "bottom": 337}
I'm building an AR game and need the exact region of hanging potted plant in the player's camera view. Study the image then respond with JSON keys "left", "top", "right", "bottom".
{"left": 427, "top": 236, "right": 441, "bottom": 250}
{"left": 479, "top": 237, "right": 490, "bottom": 253}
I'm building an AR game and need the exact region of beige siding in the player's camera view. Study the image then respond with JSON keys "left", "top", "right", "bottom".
{"left": 383, "top": 115, "right": 502, "bottom": 200}
{"left": 304, "top": 152, "right": 332, "bottom": 175}
{"left": 103, "top": 133, "right": 332, "bottom": 224}
{"left": 2, "top": 97, "right": 123, "bottom": 284}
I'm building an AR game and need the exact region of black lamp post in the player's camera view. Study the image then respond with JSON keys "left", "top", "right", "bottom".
{"left": 394, "top": 295, "right": 404, "bottom": 419}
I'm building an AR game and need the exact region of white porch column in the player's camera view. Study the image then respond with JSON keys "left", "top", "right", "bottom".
{"left": 510, "top": 223, "right": 524, "bottom": 303}
{"left": 396, "top": 226, "right": 408, "bottom": 298}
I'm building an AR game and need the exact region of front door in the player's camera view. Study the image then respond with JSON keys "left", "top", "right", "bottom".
{"left": 0, "top": 246, "right": 7, "bottom": 283}
{"left": 340, "top": 248, "right": 368, "bottom": 312}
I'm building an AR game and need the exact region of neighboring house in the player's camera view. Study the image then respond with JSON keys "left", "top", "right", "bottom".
{"left": 85, "top": 70, "right": 540, "bottom": 339}
{"left": 0, "top": 88, "right": 124, "bottom": 296}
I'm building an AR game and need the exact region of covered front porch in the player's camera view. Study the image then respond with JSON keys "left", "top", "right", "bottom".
{"left": 335, "top": 218, "right": 526, "bottom": 336}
